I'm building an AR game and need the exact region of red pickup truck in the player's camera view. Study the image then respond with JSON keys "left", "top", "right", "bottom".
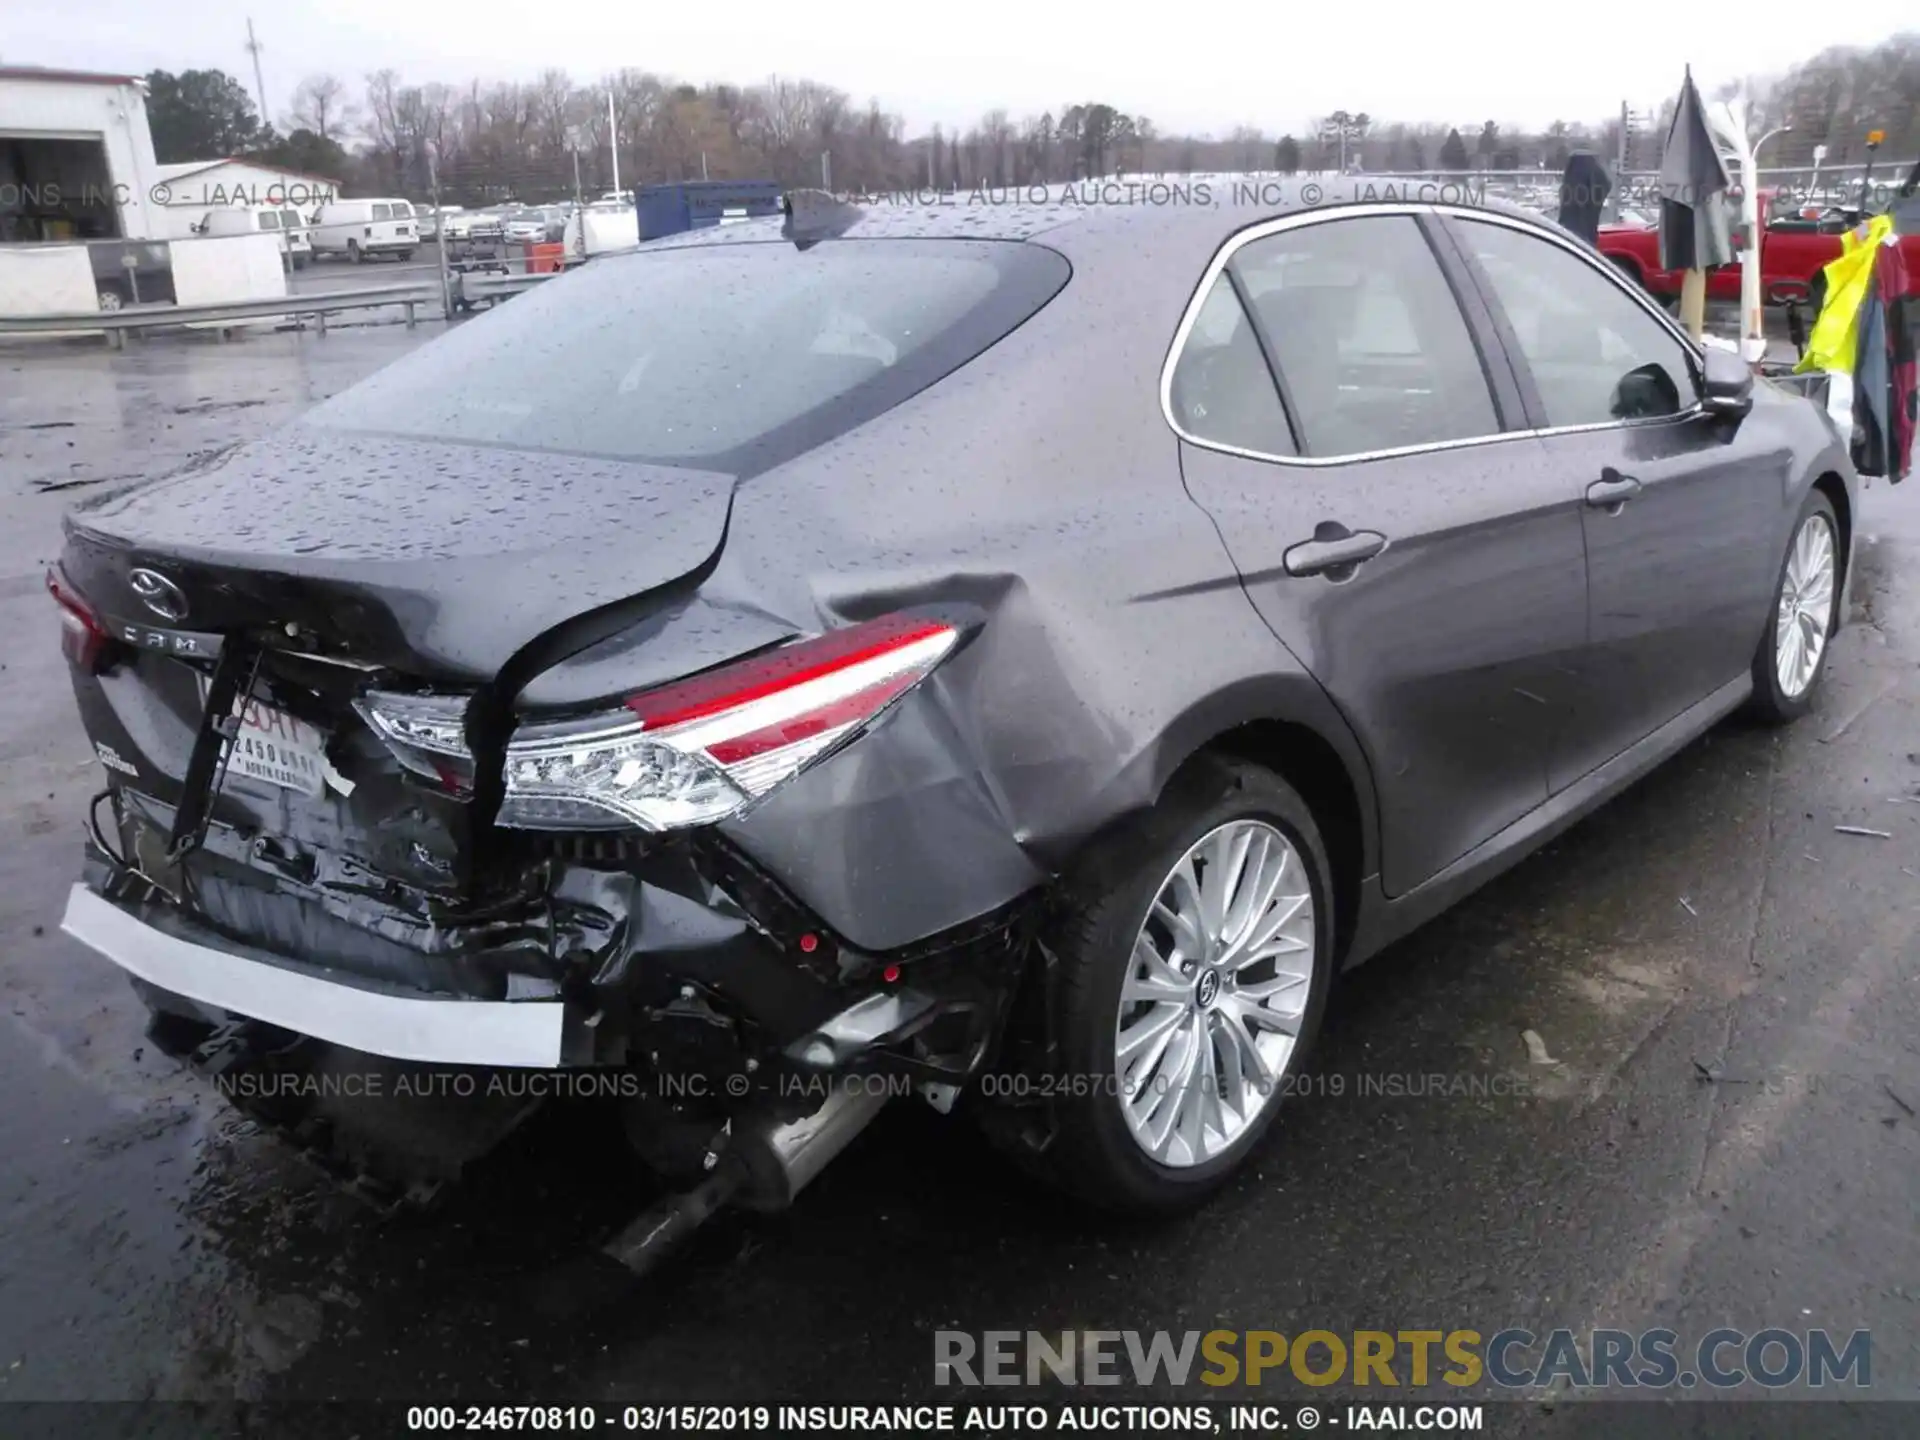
{"left": 1596, "top": 192, "right": 1920, "bottom": 304}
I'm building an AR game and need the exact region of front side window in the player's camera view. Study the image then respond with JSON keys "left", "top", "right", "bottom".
{"left": 1168, "top": 275, "right": 1296, "bottom": 456}
{"left": 1450, "top": 218, "right": 1698, "bottom": 428}
{"left": 1229, "top": 215, "right": 1500, "bottom": 458}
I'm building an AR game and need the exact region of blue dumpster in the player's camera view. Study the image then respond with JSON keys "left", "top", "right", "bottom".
{"left": 636, "top": 182, "right": 784, "bottom": 241}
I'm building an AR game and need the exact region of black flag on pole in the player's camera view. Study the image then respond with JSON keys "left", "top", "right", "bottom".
{"left": 1657, "top": 67, "right": 1734, "bottom": 272}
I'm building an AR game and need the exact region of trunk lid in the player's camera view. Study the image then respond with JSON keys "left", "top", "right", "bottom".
{"left": 61, "top": 428, "right": 736, "bottom": 682}
{"left": 61, "top": 429, "right": 749, "bottom": 924}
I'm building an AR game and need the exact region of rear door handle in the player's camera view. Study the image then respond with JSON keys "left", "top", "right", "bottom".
{"left": 1283, "top": 528, "right": 1388, "bottom": 579}
{"left": 1586, "top": 468, "right": 1643, "bottom": 511}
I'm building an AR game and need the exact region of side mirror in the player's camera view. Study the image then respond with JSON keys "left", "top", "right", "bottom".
{"left": 1611, "top": 361, "right": 1682, "bottom": 419}
{"left": 1700, "top": 346, "right": 1753, "bottom": 420}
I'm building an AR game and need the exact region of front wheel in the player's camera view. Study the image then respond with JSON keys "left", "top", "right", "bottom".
{"left": 1747, "top": 490, "right": 1840, "bottom": 724}
{"left": 1016, "top": 757, "right": 1335, "bottom": 1214}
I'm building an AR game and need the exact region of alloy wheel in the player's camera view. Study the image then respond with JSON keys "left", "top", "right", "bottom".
{"left": 1112, "top": 819, "right": 1315, "bottom": 1167}
{"left": 1776, "top": 512, "right": 1836, "bottom": 699}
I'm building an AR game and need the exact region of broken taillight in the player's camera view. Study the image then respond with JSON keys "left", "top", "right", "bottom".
{"left": 497, "top": 612, "right": 965, "bottom": 832}
{"left": 47, "top": 568, "right": 112, "bottom": 674}
{"left": 352, "top": 690, "right": 476, "bottom": 794}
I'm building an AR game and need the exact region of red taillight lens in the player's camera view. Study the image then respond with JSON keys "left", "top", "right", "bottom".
{"left": 498, "top": 613, "right": 964, "bottom": 832}
{"left": 47, "top": 568, "right": 111, "bottom": 674}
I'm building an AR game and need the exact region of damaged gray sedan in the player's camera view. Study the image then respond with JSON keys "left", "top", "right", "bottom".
{"left": 51, "top": 185, "right": 1854, "bottom": 1248}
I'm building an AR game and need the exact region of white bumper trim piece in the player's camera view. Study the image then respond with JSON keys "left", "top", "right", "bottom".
{"left": 60, "top": 884, "right": 565, "bottom": 1068}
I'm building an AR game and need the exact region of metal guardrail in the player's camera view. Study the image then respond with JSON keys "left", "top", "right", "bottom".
{"left": 0, "top": 283, "right": 439, "bottom": 348}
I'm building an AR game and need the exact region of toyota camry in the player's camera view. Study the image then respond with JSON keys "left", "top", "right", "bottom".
{"left": 50, "top": 183, "right": 1855, "bottom": 1253}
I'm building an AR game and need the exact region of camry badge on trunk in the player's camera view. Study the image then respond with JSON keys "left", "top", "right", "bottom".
{"left": 128, "top": 568, "right": 188, "bottom": 622}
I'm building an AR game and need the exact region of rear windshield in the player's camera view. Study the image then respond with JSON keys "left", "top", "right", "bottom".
{"left": 281, "top": 209, "right": 302, "bottom": 228}
{"left": 308, "top": 238, "right": 1069, "bottom": 475}
{"left": 394, "top": 201, "right": 414, "bottom": 217}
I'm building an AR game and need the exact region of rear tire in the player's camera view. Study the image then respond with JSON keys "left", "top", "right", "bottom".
{"left": 348, "top": 240, "right": 363, "bottom": 264}
{"left": 1016, "top": 756, "right": 1335, "bottom": 1215}
{"left": 1747, "top": 490, "right": 1840, "bottom": 724}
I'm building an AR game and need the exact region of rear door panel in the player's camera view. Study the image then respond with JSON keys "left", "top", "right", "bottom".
{"left": 1181, "top": 440, "right": 1589, "bottom": 895}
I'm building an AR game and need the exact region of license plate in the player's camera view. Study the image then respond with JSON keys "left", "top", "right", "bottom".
{"left": 226, "top": 694, "right": 328, "bottom": 797}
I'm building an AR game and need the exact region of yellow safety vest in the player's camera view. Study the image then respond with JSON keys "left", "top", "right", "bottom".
{"left": 1796, "top": 214, "right": 1895, "bottom": 376}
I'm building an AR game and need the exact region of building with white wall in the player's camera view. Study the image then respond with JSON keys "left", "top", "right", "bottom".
{"left": 0, "top": 66, "right": 164, "bottom": 243}
{"left": 153, "top": 157, "right": 343, "bottom": 238}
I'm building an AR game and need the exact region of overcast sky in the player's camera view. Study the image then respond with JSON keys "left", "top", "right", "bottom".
{"left": 8, "top": 1, "right": 1913, "bottom": 136}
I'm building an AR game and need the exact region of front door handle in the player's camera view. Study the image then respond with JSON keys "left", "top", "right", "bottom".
{"left": 1283, "top": 527, "right": 1389, "bottom": 579}
{"left": 1586, "top": 468, "right": 1643, "bottom": 511}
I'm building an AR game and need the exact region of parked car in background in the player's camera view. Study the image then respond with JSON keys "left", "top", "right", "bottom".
{"left": 309, "top": 198, "right": 419, "bottom": 263}
{"left": 192, "top": 204, "right": 312, "bottom": 269}
{"left": 1598, "top": 188, "right": 1920, "bottom": 303}
{"left": 418, "top": 205, "right": 462, "bottom": 242}
{"left": 50, "top": 188, "right": 1853, "bottom": 1240}
{"left": 500, "top": 208, "right": 547, "bottom": 244}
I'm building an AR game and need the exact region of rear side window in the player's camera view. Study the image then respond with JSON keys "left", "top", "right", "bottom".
{"left": 257, "top": 211, "right": 280, "bottom": 230}
{"left": 371, "top": 203, "right": 392, "bottom": 221}
{"left": 1230, "top": 215, "right": 1500, "bottom": 458}
{"left": 308, "top": 239, "right": 1070, "bottom": 476}
{"left": 1168, "top": 276, "right": 1296, "bottom": 456}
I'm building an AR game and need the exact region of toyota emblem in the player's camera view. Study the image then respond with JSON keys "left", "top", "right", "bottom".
{"left": 128, "top": 567, "right": 189, "bottom": 623}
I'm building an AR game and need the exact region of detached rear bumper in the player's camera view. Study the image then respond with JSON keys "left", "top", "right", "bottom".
{"left": 60, "top": 883, "right": 568, "bottom": 1068}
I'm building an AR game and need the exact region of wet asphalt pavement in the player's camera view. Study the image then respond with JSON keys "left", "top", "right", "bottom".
{"left": 1, "top": 325, "right": 1917, "bottom": 1433}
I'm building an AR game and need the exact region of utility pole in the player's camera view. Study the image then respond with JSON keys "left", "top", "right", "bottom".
{"left": 606, "top": 91, "right": 620, "bottom": 198}
{"left": 821, "top": 151, "right": 832, "bottom": 191}
{"left": 244, "top": 18, "right": 269, "bottom": 129}
{"left": 429, "top": 149, "right": 452, "bottom": 321}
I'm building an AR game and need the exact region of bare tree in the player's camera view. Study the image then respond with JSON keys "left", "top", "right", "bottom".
{"left": 288, "top": 73, "right": 356, "bottom": 141}
{"left": 327, "top": 31, "right": 1912, "bottom": 210}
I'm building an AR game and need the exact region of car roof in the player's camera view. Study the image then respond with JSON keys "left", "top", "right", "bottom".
{"left": 600, "top": 180, "right": 1580, "bottom": 381}
{"left": 633, "top": 177, "right": 1547, "bottom": 254}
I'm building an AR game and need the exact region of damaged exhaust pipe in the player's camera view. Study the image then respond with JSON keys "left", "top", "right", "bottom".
{"left": 602, "top": 1083, "right": 889, "bottom": 1277}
